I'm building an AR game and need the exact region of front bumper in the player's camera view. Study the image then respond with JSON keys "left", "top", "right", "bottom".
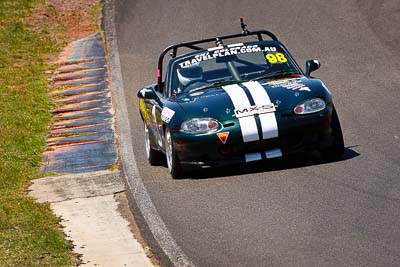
{"left": 173, "top": 107, "right": 334, "bottom": 170}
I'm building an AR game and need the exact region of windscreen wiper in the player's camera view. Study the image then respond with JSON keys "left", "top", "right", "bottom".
{"left": 188, "top": 80, "right": 242, "bottom": 93}
{"left": 253, "top": 70, "right": 300, "bottom": 81}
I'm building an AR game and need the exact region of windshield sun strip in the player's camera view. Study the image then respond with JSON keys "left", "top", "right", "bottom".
{"left": 168, "top": 41, "right": 302, "bottom": 96}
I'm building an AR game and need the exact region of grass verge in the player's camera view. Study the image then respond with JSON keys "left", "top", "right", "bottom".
{"left": 0, "top": 0, "right": 80, "bottom": 266}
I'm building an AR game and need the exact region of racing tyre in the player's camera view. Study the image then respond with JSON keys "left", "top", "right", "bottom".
{"left": 144, "top": 124, "right": 163, "bottom": 165}
{"left": 165, "top": 128, "right": 184, "bottom": 179}
{"left": 320, "top": 106, "right": 344, "bottom": 161}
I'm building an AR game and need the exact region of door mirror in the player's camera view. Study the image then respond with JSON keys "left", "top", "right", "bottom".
{"left": 305, "top": 59, "right": 321, "bottom": 77}
{"left": 137, "top": 87, "right": 158, "bottom": 100}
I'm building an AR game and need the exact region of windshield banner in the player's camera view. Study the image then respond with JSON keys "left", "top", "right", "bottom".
{"left": 178, "top": 44, "right": 278, "bottom": 68}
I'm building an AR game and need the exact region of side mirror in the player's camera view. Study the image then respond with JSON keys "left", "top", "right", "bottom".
{"left": 137, "top": 87, "right": 158, "bottom": 100}
{"left": 305, "top": 59, "right": 321, "bottom": 77}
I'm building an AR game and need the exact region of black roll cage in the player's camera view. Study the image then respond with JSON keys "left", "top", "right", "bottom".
{"left": 156, "top": 29, "right": 279, "bottom": 92}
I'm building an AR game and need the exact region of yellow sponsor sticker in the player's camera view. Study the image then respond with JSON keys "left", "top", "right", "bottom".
{"left": 265, "top": 52, "right": 288, "bottom": 64}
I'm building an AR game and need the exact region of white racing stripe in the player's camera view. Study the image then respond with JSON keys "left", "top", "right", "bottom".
{"left": 242, "top": 81, "right": 279, "bottom": 139}
{"left": 222, "top": 84, "right": 259, "bottom": 142}
{"left": 245, "top": 149, "right": 282, "bottom": 162}
{"left": 265, "top": 148, "right": 283, "bottom": 159}
{"left": 245, "top": 152, "right": 262, "bottom": 162}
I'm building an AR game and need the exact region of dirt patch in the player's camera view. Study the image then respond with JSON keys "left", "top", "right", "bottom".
{"left": 27, "top": 0, "right": 99, "bottom": 44}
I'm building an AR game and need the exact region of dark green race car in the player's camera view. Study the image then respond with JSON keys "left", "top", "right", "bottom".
{"left": 137, "top": 23, "right": 344, "bottom": 179}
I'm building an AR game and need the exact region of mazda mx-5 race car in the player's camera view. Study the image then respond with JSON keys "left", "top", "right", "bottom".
{"left": 137, "top": 21, "right": 344, "bottom": 179}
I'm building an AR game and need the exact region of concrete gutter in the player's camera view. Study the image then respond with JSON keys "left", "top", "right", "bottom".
{"left": 102, "top": 0, "right": 194, "bottom": 266}
{"left": 30, "top": 171, "right": 155, "bottom": 266}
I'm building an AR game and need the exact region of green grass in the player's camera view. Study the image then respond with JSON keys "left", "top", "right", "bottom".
{"left": 0, "top": 0, "right": 79, "bottom": 266}
{"left": 89, "top": 1, "right": 104, "bottom": 34}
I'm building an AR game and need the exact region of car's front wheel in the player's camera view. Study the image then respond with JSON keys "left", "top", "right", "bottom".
{"left": 144, "top": 124, "right": 163, "bottom": 165}
{"left": 320, "top": 106, "right": 344, "bottom": 161}
{"left": 165, "top": 128, "right": 183, "bottom": 179}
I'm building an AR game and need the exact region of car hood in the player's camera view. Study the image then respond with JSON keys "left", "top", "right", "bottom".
{"left": 174, "top": 77, "right": 329, "bottom": 122}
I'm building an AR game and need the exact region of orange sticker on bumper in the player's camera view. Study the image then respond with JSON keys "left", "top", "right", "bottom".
{"left": 217, "top": 132, "right": 229, "bottom": 144}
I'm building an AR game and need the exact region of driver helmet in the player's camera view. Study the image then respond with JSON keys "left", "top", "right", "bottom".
{"left": 177, "top": 63, "right": 203, "bottom": 87}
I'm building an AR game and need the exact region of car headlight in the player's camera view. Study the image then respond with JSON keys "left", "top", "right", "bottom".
{"left": 180, "top": 118, "right": 220, "bottom": 134}
{"left": 294, "top": 98, "right": 326, "bottom": 114}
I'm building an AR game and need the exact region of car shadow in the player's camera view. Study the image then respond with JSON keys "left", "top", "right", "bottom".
{"left": 183, "top": 146, "right": 360, "bottom": 180}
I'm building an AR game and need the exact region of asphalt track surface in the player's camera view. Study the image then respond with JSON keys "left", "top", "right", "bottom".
{"left": 114, "top": 1, "right": 400, "bottom": 266}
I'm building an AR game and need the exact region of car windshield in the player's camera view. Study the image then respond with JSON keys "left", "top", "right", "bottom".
{"left": 170, "top": 42, "right": 300, "bottom": 95}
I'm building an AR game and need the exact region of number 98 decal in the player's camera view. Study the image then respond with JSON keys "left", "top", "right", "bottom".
{"left": 265, "top": 53, "right": 288, "bottom": 64}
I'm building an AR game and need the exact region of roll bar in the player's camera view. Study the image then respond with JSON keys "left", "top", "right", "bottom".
{"left": 156, "top": 19, "right": 278, "bottom": 91}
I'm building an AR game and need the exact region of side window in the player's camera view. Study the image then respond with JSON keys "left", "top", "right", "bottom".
{"left": 165, "top": 60, "right": 176, "bottom": 97}
{"left": 171, "top": 73, "right": 179, "bottom": 95}
{"left": 155, "top": 82, "right": 164, "bottom": 97}
{"left": 162, "top": 82, "right": 166, "bottom": 97}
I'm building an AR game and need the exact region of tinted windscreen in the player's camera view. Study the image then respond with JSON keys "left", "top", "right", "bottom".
{"left": 170, "top": 42, "right": 300, "bottom": 94}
